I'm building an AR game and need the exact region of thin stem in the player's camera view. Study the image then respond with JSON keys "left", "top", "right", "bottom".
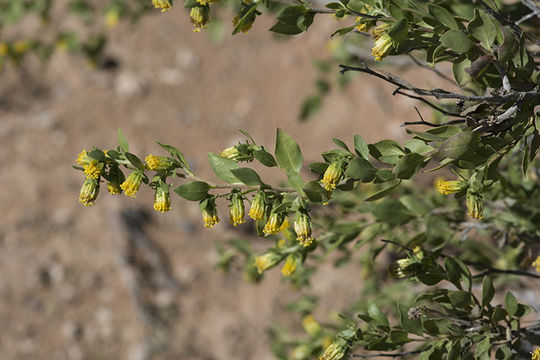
{"left": 352, "top": 349, "right": 425, "bottom": 358}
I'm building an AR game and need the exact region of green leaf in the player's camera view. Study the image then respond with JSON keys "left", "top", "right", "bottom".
{"left": 439, "top": 131, "right": 479, "bottom": 159}
{"left": 303, "top": 181, "right": 328, "bottom": 203}
{"left": 253, "top": 149, "right": 277, "bottom": 167}
{"left": 364, "top": 180, "right": 401, "bottom": 201}
{"left": 369, "top": 140, "right": 405, "bottom": 164}
{"left": 230, "top": 168, "right": 263, "bottom": 186}
{"left": 332, "top": 138, "right": 350, "bottom": 151}
{"left": 393, "top": 153, "right": 425, "bottom": 179}
{"left": 287, "top": 171, "right": 304, "bottom": 193}
{"left": 444, "top": 257, "right": 463, "bottom": 290}
{"left": 275, "top": 128, "right": 303, "bottom": 174}
{"left": 276, "top": 5, "right": 307, "bottom": 25}
{"left": 299, "top": 95, "right": 322, "bottom": 121}
{"left": 482, "top": 276, "right": 495, "bottom": 307}
{"left": 269, "top": 22, "right": 303, "bottom": 35}
{"left": 368, "top": 302, "right": 389, "bottom": 328}
{"left": 453, "top": 58, "right": 472, "bottom": 86}
{"left": 345, "top": 157, "right": 377, "bottom": 182}
{"left": 88, "top": 149, "right": 106, "bottom": 162}
{"left": 125, "top": 152, "right": 145, "bottom": 170}
{"left": 353, "top": 135, "right": 369, "bottom": 160}
{"left": 468, "top": 9, "right": 498, "bottom": 49}
{"left": 398, "top": 303, "right": 423, "bottom": 336}
{"left": 208, "top": 153, "right": 241, "bottom": 184}
{"left": 505, "top": 292, "right": 518, "bottom": 316}
{"left": 475, "top": 336, "right": 490, "bottom": 357}
{"left": 448, "top": 290, "right": 472, "bottom": 308}
{"left": 388, "top": 18, "right": 408, "bottom": 43}
{"left": 498, "top": 27, "right": 518, "bottom": 64}
{"left": 440, "top": 30, "right": 472, "bottom": 53}
{"left": 404, "top": 139, "right": 435, "bottom": 155}
{"left": 118, "top": 128, "right": 129, "bottom": 152}
{"left": 232, "top": 3, "right": 258, "bottom": 35}
{"left": 174, "top": 181, "right": 210, "bottom": 201}
{"left": 309, "top": 161, "right": 328, "bottom": 175}
{"left": 157, "top": 141, "right": 189, "bottom": 170}
{"left": 428, "top": 4, "right": 459, "bottom": 30}
{"left": 372, "top": 198, "right": 414, "bottom": 225}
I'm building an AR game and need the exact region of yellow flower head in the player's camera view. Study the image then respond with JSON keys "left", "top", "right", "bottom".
{"left": 263, "top": 212, "right": 285, "bottom": 235}
{"left": 281, "top": 253, "right": 301, "bottom": 277}
{"left": 120, "top": 170, "right": 143, "bottom": 197}
{"left": 532, "top": 256, "right": 540, "bottom": 273}
{"left": 466, "top": 191, "right": 483, "bottom": 220}
{"left": 152, "top": 0, "right": 173, "bottom": 12}
{"left": 435, "top": 178, "right": 468, "bottom": 195}
{"left": 83, "top": 160, "right": 104, "bottom": 179}
{"left": 221, "top": 146, "right": 241, "bottom": 161}
{"left": 76, "top": 150, "right": 89, "bottom": 166}
{"left": 249, "top": 191, "right": 266, "bottom": 221}
{"left": 371, "top": 33, "right": 393, "bottom": 62}
{"left": 294, "top": 212, "right": 314, "bottom": 247}
{"left": 79, "top": 178, "right": 100, "bottom": 207}
{"left": 532, "top": 348, "right": 540, "bottom": 360}
{"left": 106, "top": 166, "right": 123, "bottom": 195}
{"left": 302, "top": 314, "right": 322, "bottom": 337}
{"left": 319, "top": 338, "right": 348, "bottom": 360}
{"left": 196, "top": 0, "right": 219, "bottom": 5}
{"left": 370, "top": 23, "right": 390, "bottom": 39}
{"left": 154, "top": 186, "right": 172, "bottom": 213}
{"left": 105, "top": 9, "right": 120, "bottom": 27}
{"left": 254, "top": 252, "right": 282, "bottom": 274}
{"left": 388, "top": 258, "right": 415, "bottom": 278}
{"left": 229, "top": 192, "right": 246, "bottom": 226}
{"left": 0, "top": 43, "right": 8, "bottom": 56}
{"left": 190, "top": 6, "right": 210, "bottom": 32}
{"left": 13, "top": 40, "right": 31, "bottom": 54}
{"left": 201, "top": 198, "right": 220, "bottom": 228}
{"left": 321, "top": 161, "right": 343, "bottom": 191}
{"left": 145, "top": 154, "right": 174, "bottom": 171}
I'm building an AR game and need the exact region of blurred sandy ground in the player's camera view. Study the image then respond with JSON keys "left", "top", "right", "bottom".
{"left": 0, "top": 7, "right": 440, "bottom": 360}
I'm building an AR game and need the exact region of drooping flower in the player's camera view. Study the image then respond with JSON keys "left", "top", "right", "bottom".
{"left": 248, "top": 191, "right": 266, "bottom": 221}
{"left": 120, "top": 170, "right": 144, "bottom": 197}
{"left": 201, "top": 198, "right": 220, "bottom": 228}
{"left": 254, "top": 252, "right": 282, "bottom": 274}
{"left": 145, "top": 154, "right": 174, "bottom": 171}
{"left": 466, "top": 190, "right": 483, "bottom": 220}
{"left": 106, "top": 166, "right": 123, "bottom": 195}
{"left": 321, "top": 161, "right": 343, "bottom": 191}
{"left": 319, "top": 338, "right": 349, "bottom": 360}
{"left": 370, "top": 23, "right": 390, "bottom": 40}
{"left": 435, "top": 178, "right": 468, "bottom": 195}
{"left": 371, "top": 32, "right": 393, "bottom": 62}
{"left": 79, "top": 177, "right": 100, "bottom": 207}
{"left": 154, "top": 186, "right": 172, "bottom": 213}
{"left": 220, "top": 146, "right": 241, "bottom": 160}
{"left": 532, "top": 256, "right": 540, "bottom": 273}
{"left": 281, "top": 253, "right": 301, "bottom": 277}
{"left": 190, "top": 6, "right": 210, "bottom": 32}
{"left": 294, "top": 212, "right": 314, "bottom": 247}
{"left": 388, "top": 258, "right": 415, "bottom": 278}
{"left": 532, "top": 348, "right": 540, "bottom": 360}
{"left": 152, "top": 0, "right": 173, "bottom": 12}
{"left": 263, "top": 212, "right": 285, "bottom": 235}
{"left": 83, "top": 160, "right": 104, "bottom": 179}
{"left": 229, "top": 192, "right": 246, "bottom": 226}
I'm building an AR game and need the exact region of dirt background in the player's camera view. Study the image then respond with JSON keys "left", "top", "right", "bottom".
{"left": 0, "top": 6, "right": 451, "bottom": 360}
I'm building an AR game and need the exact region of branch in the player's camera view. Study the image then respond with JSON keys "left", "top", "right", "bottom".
{"left": 339, "top": 62, "right": 540, "bottom": 104}
{"left": 407, "top": 54, "right": 456, "bottom": 87}
{"left": 352, "top": 349, "right": 425, "bottom": 358}
{"left": 516, "top": 0, "right": 540, "bottom": 25}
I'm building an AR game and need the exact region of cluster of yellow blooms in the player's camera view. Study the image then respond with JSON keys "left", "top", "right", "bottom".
{"left": 435, "top": 178, "right": 483, "bottom": 220}
{"left": 532, "top": 348, "right": 540, "bottom": 360}
{"left": 355, "top": 21, "right": 394, "bottom": 62}
{"left": 321, "top": 161, "right": 343, "bottom": 192}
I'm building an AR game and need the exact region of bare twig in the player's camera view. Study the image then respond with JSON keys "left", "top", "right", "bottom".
{"left": 401, "top": 106, "right": 465, "bottom": 127}
{"left": 407, "top": 54, "right": 456, "bottom": 86}
{"left": 352, "top": 349, "right": 425, "bottom": 358}
{"left": 516, "top": 0, "right": 540, "bottom": 25}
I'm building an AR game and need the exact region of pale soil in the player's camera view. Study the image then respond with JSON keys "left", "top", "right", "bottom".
{"left": 0, "top": 7, "right": 450, "bottom": 360}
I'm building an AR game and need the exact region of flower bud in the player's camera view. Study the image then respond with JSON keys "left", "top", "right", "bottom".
{"left": 281, "top": 253, "right": 301, "bottom": 277}
{"left": 154, "top": 186, "right": 172, "bottom": 213}
{"left": 263, "top": 212, "right": 285, "bottom": 235}
{"left": 371, "top": 33, "right": 393, "bottom": 62}
{"left": 321, "top": 161, "right": 343, "bottom": 191}
{"left": 294, "top": 212, "right": 314, "bottom": 247}
{"left": 106, "top": 166, "right": 123, "bottom": 195}
{"left": 145, "top": 154, "right": 175, "bottom": 171}
{"left": 248, "top": 191, "right": 266, "bottom": 221}
{"left": 533, "top": 255, "right": 540, "bottom": 273}
{"left": 201, "top": 198, "right": 220, "bottom": 228}
{"left": 319, "top": 338, "right": 348, "bottom": 360}
{"left": 388, "top": 258, "right": 415, "bottom": 278}
{"left": 229, "top": 192, "right": 246, "bottom": 226}
{"left": 190, "top": 6, "right": 210, "bottom": 32}
{"left": 435, "top": 178, "right": 468, "bottom": 195}
{"left": 220, "top": 146, "right": 241, "bottom": 160}
{"left": 291, "top": 344, "right": 311, "bottom": 360}
{"left": 120, "top": 170, "right": 144, "bottom": 197}
{"left": 466, "top": 190, "right": 483, "bottom": 220}
{"left": 302, "top": 314, "right": 322, "bottom": 337}
{"left": 79, "top": 177, "right": 100, "bottom": 207}
{"left": 254, "top": 252, "right": 283, "bottom": 274}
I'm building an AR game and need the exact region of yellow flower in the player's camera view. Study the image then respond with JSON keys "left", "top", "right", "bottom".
{"left": 302, "top": 314, "right": 322, "bottom": 337}
{"left": 201, "top": 199, "right": 220, "bottom": 228}
{"left": 106, "top": 166, "right": 123, "bottom": 195}
{"left": 249, "top": 191, "right": 266, "bottom": 221}
{"left": 107, "top": 181, "right": 122, "bottom": 195}
{"left": 120, "top": 170, "right": 143, "bottom": 197}
{"left": 435, "top": 178, "right": 468, "bottom": 195}
{"left": 466, "top": 191, "right": 483, "bottom": 220}
{"left": 83, "top": 160, "right": 104, "bottom": 179}
{"left": 532, "top": 348, "right": 540, "bottom": 360}
{"left": 254, "top": 252, "right": 282, "bottom": 274}
{"left": 76, "top": 150, "right": 89, "bottom": 166}
{"left": 196, "top": 0, "right": 219, "bottom": 5}
{"left": 321, "top": 161, "right": 343, "bottom": 191}
{"left": 370, "top": 23, "right": 390, "bottom": 39}
{"left": 190, "top": 6, "right": 209, "bottom": 32}
{"left": 388, "top": 258, "right": 414, "bottom": 278}
{"left": 319, "top": 338, "right": 348, "bottom": 360}
{"left": 532, "top": 256, "right": 540, "bottom": 273}
{"left": 13, "top": 40, "right": 30, "bottom": 54}
{"left": 371, "top": 33, "right": 393, "bottom": 62}
{"left": 105, "top": 10, "right": 119, "bottom": 28}
{"left": 221, "top": 146, "right": 241, "bottom": 160}
{"left": 294, "top": 212, "right": 314, "bottom": 247}
{"left": 152, "top": 0, "right": 173, "bottom": 12}
{"left": 263, "top": 212, "right": 284, "bottom": 235}
{"left": 0, "top": 43, "right": 8, "bottom": 56}
{"left": 79, "top": 178, "right": 100, "bottom": 207}
{"left": 145, "top": 154, "right": 174, "bottom": 171}
{"left": 291, "top": 344, "right": 311, "bottom": 360}
{"left": 281, "top": 254, "right": 300, "bottom": 277}
{"left": 229, "top": 192, "right": 246, "bottom": 226}
{"left": 154, "top": 186, "right": 172, "bottom": 213}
